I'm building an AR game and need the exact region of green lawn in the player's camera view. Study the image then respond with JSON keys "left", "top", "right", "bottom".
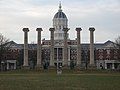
{"left": 0, "top": 70, "right": 120, "bottom": 90}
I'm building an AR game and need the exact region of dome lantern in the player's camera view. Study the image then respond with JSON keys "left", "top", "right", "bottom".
{"left": 53, "top": 3, "right": 67, "bottom": 19}
{"left": 58, "top": 1, "right": 62, "bottom": 12}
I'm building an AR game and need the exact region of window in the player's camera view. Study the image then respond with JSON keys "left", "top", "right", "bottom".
{"left": 59, "top": 26, "right": 61, "bottom": 29}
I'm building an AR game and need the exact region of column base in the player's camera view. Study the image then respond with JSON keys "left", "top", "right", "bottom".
{"left": 22, "top": 66, "right": 30, "bottom": 70}
{"left": 50, "top": 64, "right": 54, "bottom": 67}
{"left": 76, "top": 64, "right": 85, "bottom": 70}
{"left": 35, "top": 65, "right": 42, "bottom": 70}
{"left": 62, "top": 65, "right": 69, "bottom": 69}
{"left": 49, "top": 66, "right": 56, "bottom": 70}
{"left": 88, "top": 64, "right": 97, "bottom": 70}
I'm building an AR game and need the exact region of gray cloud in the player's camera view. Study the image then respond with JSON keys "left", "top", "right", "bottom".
{"left": 0, "top": 0, "right": 120, "bottom": 43}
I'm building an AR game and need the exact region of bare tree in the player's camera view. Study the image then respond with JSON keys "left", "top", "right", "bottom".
{"left": 0, "top": 33, "right": 10, "bottom": 70}
{"left": 115, "top": 36, "right": 120, "bottom": 49}
{"left": 114, "top": 36, "right": 120, "bottom": 70}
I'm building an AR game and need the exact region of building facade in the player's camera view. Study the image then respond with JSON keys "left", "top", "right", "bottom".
{"left": 1, "top": 4, "right": 120, "bottom": 70}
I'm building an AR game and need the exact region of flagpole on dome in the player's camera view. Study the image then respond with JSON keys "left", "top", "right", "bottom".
{"left": 59, "top": 1, "right": 62, "bottom": 11}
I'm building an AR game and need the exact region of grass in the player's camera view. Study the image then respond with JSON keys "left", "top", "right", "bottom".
{"left": 0, "top": 70, "right": 120, "bottom": 90}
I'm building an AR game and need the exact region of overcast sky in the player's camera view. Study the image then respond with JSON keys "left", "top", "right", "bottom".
{"left": 0, "top": 0, "right": 120, "bottom": 43}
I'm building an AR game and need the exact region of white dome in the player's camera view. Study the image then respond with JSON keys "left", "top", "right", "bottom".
{"left": 53, "top": 3, "right": 68, "bottom": 40}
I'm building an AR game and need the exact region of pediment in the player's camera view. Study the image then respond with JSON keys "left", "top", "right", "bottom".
{"left": 103, "top": 40, "right": 114, "bottom": 48}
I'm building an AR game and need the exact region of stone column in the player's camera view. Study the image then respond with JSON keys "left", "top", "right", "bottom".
{"left": 68, "top": 47, "right": 70, "bottom": 66}
{"left": 36, "top": 28, "right": 42, "bottom": 67}
{"left": 23, "top": 28, "right": 29, "bottom": 67}
{"left": 89, "top": 27, "right": 95, "bottom": 66}
{"left": 76, "top": 28, "right": 82, "bottom": 67}
{"left": 105, "top": 62, "right": 107, "bottom": 69}
{"left": 112, "top": 63, "right": 115, "bottom": 69}
{"left": 14, "top": 62, "right": 16, "bottom": 69}
{"left": 63, "top": 28, "right": 69, "bottom": 66}
{"left": 49, "top": 28, "right": 55, "bottom": 66}
{"left": 7, "top": 62, "right": 9, "bottom": 70}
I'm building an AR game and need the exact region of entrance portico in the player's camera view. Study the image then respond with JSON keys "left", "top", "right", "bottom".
{"left": 96, "top": 60, "right": 120, "bottom": 69}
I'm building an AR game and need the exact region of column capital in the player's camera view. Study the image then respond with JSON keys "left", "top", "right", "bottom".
{"left": 49, "top": 28, "right": 55, "bottom": 32}
{"left": 76, "top": 28, "right": 82, "bottom": 32}
{"left": 36, "top": 28, "right": 43, "bottom": 32}
{"left": 63, "top": 28, "right": 70, "bottom": 32}
{"left": 23, "top": 28, "right": 29, "bottom": 32}
{"left": 89, "top": 27, "right": 95, "bottom": 32}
